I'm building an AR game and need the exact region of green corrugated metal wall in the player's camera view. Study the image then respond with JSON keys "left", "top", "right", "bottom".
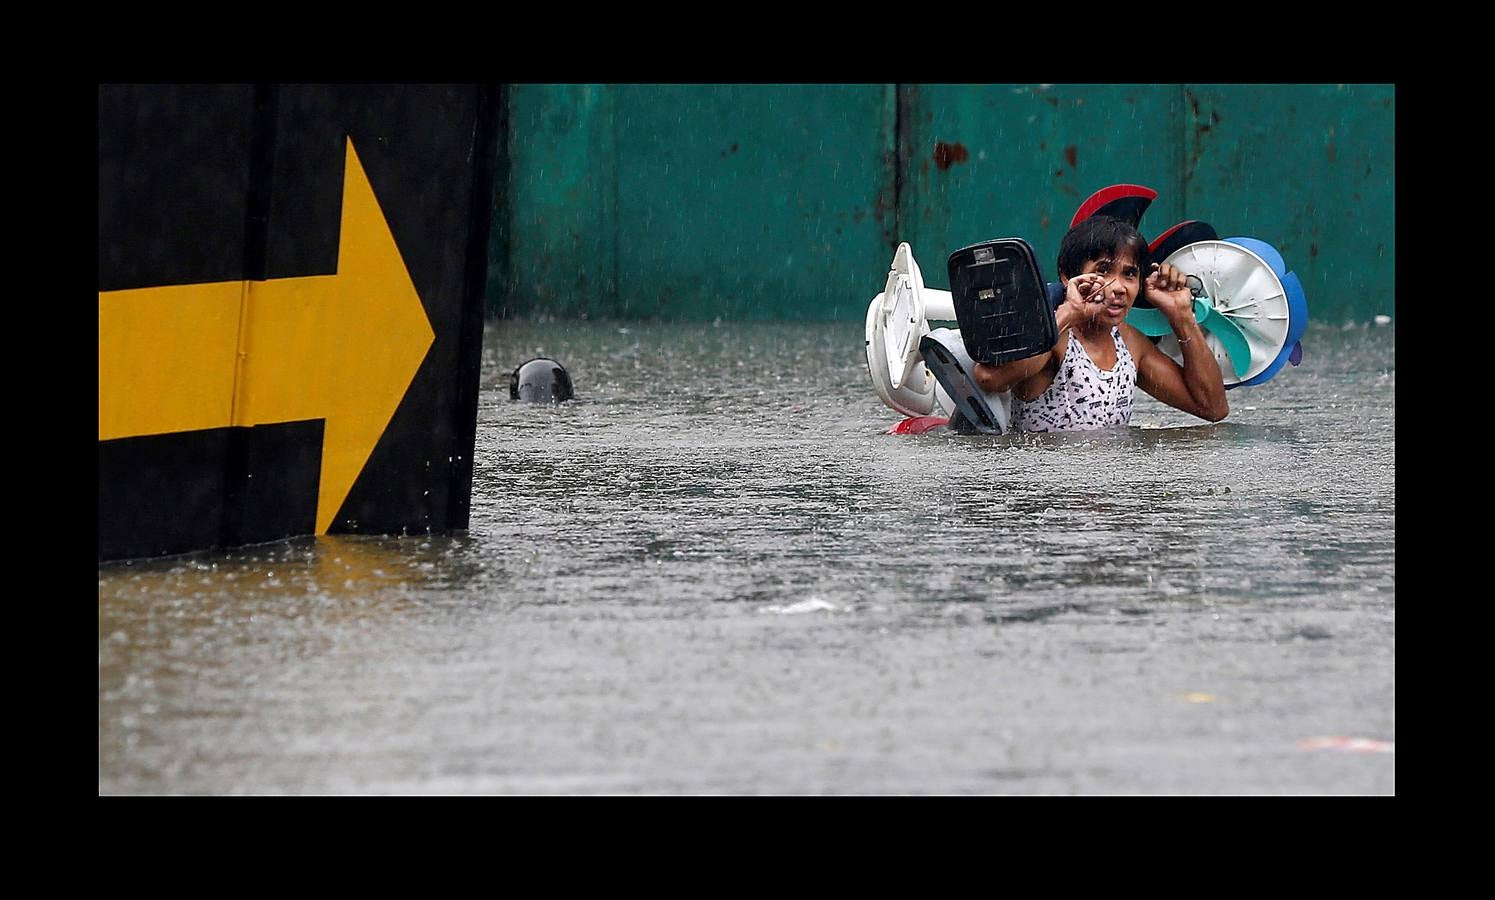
{"left": 490, "top": 84, "right": 1392, "bottom": 324}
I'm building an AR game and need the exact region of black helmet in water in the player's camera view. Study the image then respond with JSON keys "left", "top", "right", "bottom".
{"left": 510, "top": 357, "right": 574, "bottom": 403}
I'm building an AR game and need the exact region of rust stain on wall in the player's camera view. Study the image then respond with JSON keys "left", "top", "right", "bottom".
{"left": 1064, "top": 145, "right": 1077, "bottom": 168}
{"left": 933, "top": 141, "right": 969, "bottom": 171}
{"left": 1182, "top": 88, "right": 1215, "bottom": 192}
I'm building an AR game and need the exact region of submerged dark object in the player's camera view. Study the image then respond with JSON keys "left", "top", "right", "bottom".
{"left": 510, "top": 357, "right": 573, "bottom": 403}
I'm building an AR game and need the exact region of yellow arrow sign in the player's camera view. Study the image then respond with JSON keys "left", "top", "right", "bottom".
{"left": 99, "top": 138, "right": 435, "bottom": 534}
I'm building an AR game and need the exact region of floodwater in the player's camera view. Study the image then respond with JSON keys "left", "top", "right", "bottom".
{"left": 99, "top": 319, "right": 1395, "bottom": 794}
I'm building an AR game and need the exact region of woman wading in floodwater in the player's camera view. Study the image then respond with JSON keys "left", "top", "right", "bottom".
{"left": 971, "top": 215, "right": 1229, "bottom": 432}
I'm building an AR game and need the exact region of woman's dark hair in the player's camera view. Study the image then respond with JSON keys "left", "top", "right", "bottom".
{"left": 1056, "top": 215, "right": 1151, "bottom": 287}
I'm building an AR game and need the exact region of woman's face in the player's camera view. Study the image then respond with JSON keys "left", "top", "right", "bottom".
{"left": 1072, "top": 251, "right": 1142, "bottom": 328}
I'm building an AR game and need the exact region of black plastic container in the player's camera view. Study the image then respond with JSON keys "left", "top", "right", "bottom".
{"left": 947, "top": 238, "right": 1057, "bottom": 365}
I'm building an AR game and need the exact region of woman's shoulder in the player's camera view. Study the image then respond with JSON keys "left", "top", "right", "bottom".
{"left": 1117, "top": 322, "right": 1154, "bottom": 358}
{"left": 1052, "top": 328, "right": 1074, "bottom": 362}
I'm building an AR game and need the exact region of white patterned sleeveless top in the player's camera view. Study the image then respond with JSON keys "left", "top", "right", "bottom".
{"left": 1011, "top": 328, "right": 1136, "bottom": 432}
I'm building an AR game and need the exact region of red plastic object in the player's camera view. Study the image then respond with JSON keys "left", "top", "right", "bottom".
{"left": 885, "top": 416, "right": 949, "bottom": 435}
